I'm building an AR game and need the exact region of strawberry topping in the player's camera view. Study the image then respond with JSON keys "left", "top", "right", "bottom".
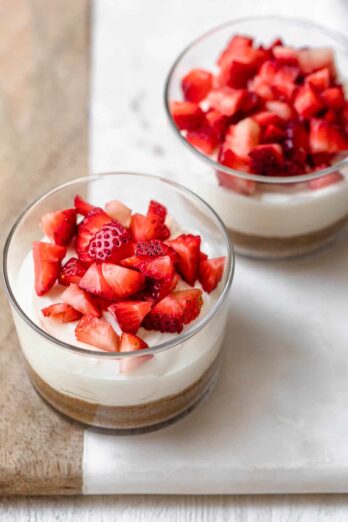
{"left": 59, "top": 257, "right": 87, "bottom": 286}
{"left": 87, "top": 220, "right": 132, "bottom": 263}
{"left": 75, "top": 208, "right": 111, "bottom": 264}
{"left": 41, "top": 303, "right": 82, "bottom": 323}
{"left": 33, "top": 241, "right": 67, "bottom": 296}
{"left": 166, "top": 234, "right": 201, "bottom": 286}
{"left": 75, "top": 315, "right": 119, "bottom": 352}
{"left": 79, "top": 262, "right": 116, "bottom": 301}
{"left": 40, "top": 209, "right": 77, "bottom": 246}
{"left": 74, "top": 195, "right": 95, "bottom": 216}
{"left": 61, "top": 283, "right": 100, "bottom": 317}
{"left": 119, "top": 333, "right": 151, "bottom": 373}
{"left": 199, "top": 257, "right": 225, "bottom": 293}
{"left": 108, "top": 301, "right": 152, "bottom": 334}
{"left": 101, "top": 263, "right": 145, "bottom": 299}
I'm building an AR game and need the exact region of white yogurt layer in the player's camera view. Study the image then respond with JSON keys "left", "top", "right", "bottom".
{"left": 185, "top": 171, "right": 348, "bottom": 238}
{"left": 15, "top": 239, "right": 226, "bottom": 407}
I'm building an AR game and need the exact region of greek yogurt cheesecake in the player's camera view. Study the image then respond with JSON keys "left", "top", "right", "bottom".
{"left": 16, "top": 195, "right": 226, "bottom": 429}
{"left": 169, "top": 35, "right": 348, "bottom": 257}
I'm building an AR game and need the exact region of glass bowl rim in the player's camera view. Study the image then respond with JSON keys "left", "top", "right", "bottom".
{"left": 2, "top": 171, "right": 235, "bottom": 359}
{"left": 164, "top": 15, "right": 348, "bottom": 184}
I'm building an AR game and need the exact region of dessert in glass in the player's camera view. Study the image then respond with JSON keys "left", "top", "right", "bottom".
{"left": 3, "top": 173, "right": 233, "bottom": 431}
{"left": 165, "top": 17, "right": 348, "bottom": 259}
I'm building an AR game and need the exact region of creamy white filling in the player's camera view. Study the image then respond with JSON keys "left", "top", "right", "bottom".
{"left": 184, "top": 171, "right": 348, "bottom": 238}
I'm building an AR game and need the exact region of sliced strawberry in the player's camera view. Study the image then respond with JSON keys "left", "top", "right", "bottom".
{"left": 61, "top": 283, "right": 100, "bottom": 317}
{"left": 217, "top": 35, "right": 253, "bottom": 67}
{"left": 40, "top": 208, "right": 76, "bottom": 246}
{"left": 249, "top": 144, "right": 284, "bottom": 176}
{"left": 182, "top": 68, "right": 213, "bottom": 103}
{"left": 121, "top": 255, "right": 175, "bottom": 282}
{"left": 218, "top": 60, "right": 255, "bottom": 89}
{"left": 33, "top": 241, "right": 67, "bottom": 296}
{"left": 108, "top": 301, "right": 151, "bottom": 334}
{"left": 140, "top": 272, "right": 180, "bottom": 304}
{"left": 101, "top": 263, "right": 145, "bottom": 299}
{"left": 298, "top": 48, "right": 335, "bottom": 74}
{"left": 59, "top": 257, "right": 87, "bottom": 286}
{"left": 309, "top": 119, "right": 348, "bottom": 154}
{"left": 305, "top": 67, "right": 331, "bottom": 91}
{"left": 130, "top": 213, "right": 147, "bottom": 242}
{"left": 119, "top": 333, "right": 151, "bottom": 373}
{"left": 105, "top": 200, "right": 131, "bottom": 227}
{"left": 321, "top": 87, "right": 345, "bottom": 112}
{"left": 87, "top": 220, "right": 133, "bottom": 263}
{"left": 75, "top": 315, "right": 119, "bottom": 352}
{"left": 41, "top": 303, "right": 82, "bottom": 323}
{"left": 265, "top": 100, "right": 294, "bottom": 121}
{"left": 74, "top": 195, "right": 95, "bottom": 216}
{"left": 252, "top": 111, "right": 283, "bottom": 127}
{"left": 75, "top": 208, "right": 111, "bottom": 264}
{"left": 199, "top": 251, "right": 208, "bottom": 261}
{"left": 249, "top": 74, "right": 274, "bottom": 101}
{"left": 79, "top": 262, "right": 116, "bottom": 300}
{"left": 262, "top": 124, "right": 285, "bottom": 143}
{"left": 142, "top": 289, "right": 203, "bottom": 334}
{"left": 308, "top": 171, "right": 344, "bottom": 190}
{"left": 135, "top": 239, "right": 169, "bottom": 257}
{"left": 272, "top": 46, "right": 299, "bottom": 65}
{"left": 166, "top": 234, "right": 200, "bottom": 286}
{"left": 293, "top": 85, "right": 323, "bottom": 119}
{"left": 223, "top": 117, "right": 261, "bottom": 160}
{"left": 143, "top": 200, "right": 170, "bottom": 241}
{"left": 186, "top": 126, "right": 218, "bottom": 154}
{"left": 205, "top": 110, "right": 230, "bottom": 142}
{"left": 207, "top": 87, "right": 245, "bottom": 117}
{"left": 199, "top": 257, "right": 225, "bottom": 293}
{"left": 217, "top": 147, "right": 256, "bottom": 195}
{"left": 170, "top": 101, "right": 205, "bottom": 131}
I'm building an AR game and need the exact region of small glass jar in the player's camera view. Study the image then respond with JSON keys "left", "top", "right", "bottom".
{"left": 3, "top": 173, "right": 234, "bottom": 432}
{"left": 165, "top": 17, "right": 348, "bottom": 259}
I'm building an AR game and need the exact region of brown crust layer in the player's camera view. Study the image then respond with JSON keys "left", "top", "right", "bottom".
{"left": 27, "top": 356, "right": 220, "bottom": 431}
{"left": 229, "top": 215, "right": 348, "bottom": 259}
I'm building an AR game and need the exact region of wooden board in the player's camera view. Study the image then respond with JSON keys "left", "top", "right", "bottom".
{"left": 0, "top": 0, "right": 90, "bottom": 495}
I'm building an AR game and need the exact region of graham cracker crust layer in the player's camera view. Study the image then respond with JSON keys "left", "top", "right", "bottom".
{"left": 27, "top": 357, "right": 220, "bottom": 430}
{"left": 229, "top": 215, "right": 348, "bottom": 259}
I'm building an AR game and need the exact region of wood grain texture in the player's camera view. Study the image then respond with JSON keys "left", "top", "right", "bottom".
{"left": 0, "top": 0, "right": 90, "bottom": 495}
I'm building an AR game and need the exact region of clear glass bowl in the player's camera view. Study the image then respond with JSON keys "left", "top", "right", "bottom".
{"left": 3, "top": 172, "right": 234, "bottom": 432}
{"left": 165, "top": 17, "right": 348, "bottom": 259}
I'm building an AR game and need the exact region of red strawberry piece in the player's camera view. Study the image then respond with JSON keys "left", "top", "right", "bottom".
{"left": 186, "top": 126, "right": 218, "bottom": 155}
{"left": 61, "top": 283, "right": 101, "bottom": 317}
{"left": 249, "top": 74, "right": 274, "bottom": 101}
{"left": 101, "top": 263, "right": 145, "bottom": 299}
{"left": 130, "top": 213, "right": 147, "bottom": 242}
{"left": 308, "top": 171, "right": 344, "bottom": 190}
{"left": 309, "top": 119, "right": 348, "bottom": 154}
{"left": 141, "top": 272, "right": 180, "bottom": 304}
{"left": 199, "top": 257, "right": 225, "bottom": 293}
{"left": 108, "top": 301, "right": 152, "bottom": 334}
{"left": 41, "top": 303, "right": 82, "bottom": 323}
{"left": 135, "top": 239, "right": 169, "bottom": 257}
{"left": 119, "top": 333, "right": 151, "bottom": 373}
{"left": 262, "top": 124, "right": 285, "bottom": 143}
{"left": 217, "top": 35, "right": 254, "bottom": 67}
{"left": 272, "top": 46, "right": 299, "bottom": 65}
{"left": 75, "top": 208, "right": 111, "bottom": 264}
{"left": 249, "top": 144, "right": 284, "bottom": 176}
{"left": 75, "top": 315, "right": 119, "bottom": 352}
{"left": 40, "top": 208, "right": 77, "bottom": 246}
{"left": 142, "top": 289, "right": 203, "bottom": 334}
{"left": 270, "top": 64, "right": 300, "bottom": 100}
{"left": 74, "top": 195, "right": 95, "bottom": 216}
{"left": 199, "top": 251, "right": 208, "bottom": 261}
{"left": 143, "top": 200, "right": 170, "bottom": 241}
{"left": 87, "top": 220, "right": 133, "bottom": 263}
{"left": 218, "top": 60, "right": 256, "bottom": 89}
{"left": 33, "top": 241, "right": 67, "bottom": 296}
{"left": 321, "top": 87, "right": 345, "bottom": 112}
{"left": 170, "top": 101, "right": 205, "bottom": 131}
{"left": 293, "top": 85, "right": 324, "bottom": 119}
{"left": 284, "top": 120, "right": 310, "bottom": 151}
{"left": 240, "top": 91, "right": 262, "bottom": 116}
{"left": 218, "top": 146, "right": 251, "bottom": 172}
{"left": 105, "top": 200, "right": 131, "bottom": 227}
{"left": 79, "top": 262, "right": 116, "bottom": 300}
{"left": 121, "top": 255, "right": 175, "bottom": 282}
{"left": 298, "top": 48, "right": 335, "bottom": 74}
{"left": 166, "top": 234, "right": 200, "bottom": 286}
{"left": 205, "top": 110, "right": 229, "bottom": 142}
{"left": 324, "top": 109, "right": 340, "bottom": 124}
{"left": 265, "top": 100, "right": 294, "bottom": 121}
{"left": 182, "top": 68, "right": 213, "bottom": 103}
{"left": 252, "top": 111, "right": 283, "bottom": 127}
{"left": 223, "top": 117, "right": 261, "bottom": 160}
{"left": 305, "top": 67, "right": 331, "bottom": 91}
{"left": 217, "top": 147, "right": 256, "bottom": 195}
{"left": 59, "top": 257, "right": 87, "bottom": 286}
{"left": 207, "top": 87, "right": 246, "bottom": 117}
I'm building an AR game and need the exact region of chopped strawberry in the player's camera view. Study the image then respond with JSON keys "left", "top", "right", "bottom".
{"left": 61, "top": 283, "right": 100, "bottom": 317}
{"left": 130, "top": 213, "right": 147, "bottom": 242}
{"left": 186, "top": 126, "right": 218, "bottom": 154}
{"left": 284, "top": 120, "right": 309, "bottom": 151}
{"left": 223, "top": 117, "right": 261, "bottom": 160}
{"left": 217, "top": 146, "right": 256, "bottom": 195}
{"left": 199, "top": 257, "right": 225, "bottom": 293}
{"left": 135, "top": 239, "right": 171, "bottom": 257}
{"left": 101, "top": 263, "right": 145, "bottom": 299}
{"left": 217, "top": 35, "right": 254, "bottom": 67}
{"left": 249, "top": 74, "right": 274, "bottom": 101}
{"left": 252, "top": 111, "right": 283, "bottom": 127}
{"left": 41, "top": 303, "right": 81, "bottom": 323}
{"left": 40, "top": 209, "right": 77, "bottom": 246}
{"left": 79, "top": 262, "right": 116, "bottom": 300}
{"left": 205, "top": 110, "right": 230, "bottom": 142}
{"left": 121, "top": 255, "right": 175, "bottom": 282}
{"left": 293, "top": 85, "right": 323, "bottom": 119}
{"left": 143, "top": 200, "right": 170, "bottom": 241}
{"left": 142, "top": 289, "right": 203, "bottom": 334}
{"left": 166, "top": 234, "right": 200, "bottom": 286}
{"left": 108, "top": 301, "right": 151, "bottom": 334}
{"left": 170, "top": 101, "right": 205, "bottom": 131}
{"left": 262, "top": 124, "right": 285, "bottom": 143}
{"left": 265, "top": 101, "right": 294, "bottom": 121}
{"left": 182, "top": 68, "right": 213, "bottom": 103}
{"left": 207, "top": 87, "right": 245, "bottom": 117}
{"left": 74, "top": 195, "right": 95, "bottom": 216}
{"left": 305, "top": 67, "right": 331, "bottom": 91}
{"left": 141, "top": 272, "right": 180, "bottom": 304}
{"left": 105, "top": 200, "right": 131, "bottom": 227}
{"left": 32, "top": 241, "right": 67, "bottom": 296}
{"left": 218, "top": 60, "right": 255, "bottom": 89}
{"left": 272, "top": 46, "right": 299, "bottom": 65}
{"left": 249, "top": 144, "right": 284, "bottom": 176}
{"left": 308, "top": 171, "right": 344, "bottom": 190}
{"left": 75, "top": 315, "right": 119, "bottom": 352}
{"left": 87, "top": 220, "right": 133, "bottom": 263}
{"left": 298, "top": 48, "right": 335, "bottom": 74}
{"left": 253, "top": 61, "right": 299, "bottom": 101}
{"left": 321, "top": 87, "right": 345, "bottom": 112}
{"left": 59, "top": 257, "right": 87, "bottom": 286}
{"left": 309, "top": 119, "right": 348, "bottom": 154}
{"left": 75, "top": 208, "right": 111, "bottom": 264}
{"left": 119, "top": 333, "right": 151, "bottom": 373}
